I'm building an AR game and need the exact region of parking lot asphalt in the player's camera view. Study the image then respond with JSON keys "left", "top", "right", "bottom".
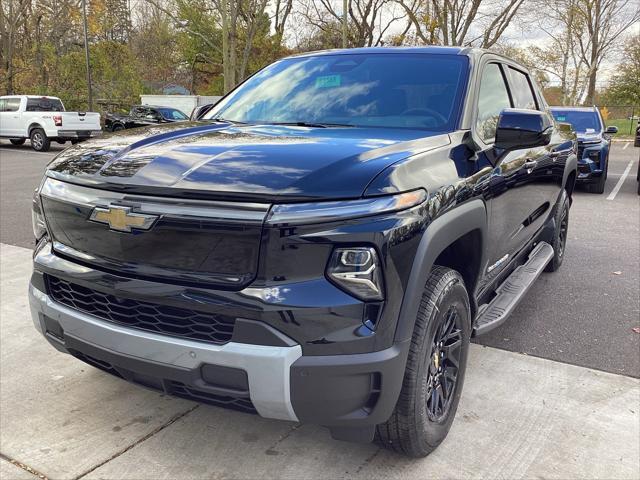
{"left": 1, "top": 139, "right": 638, "bottom": 377}
{"left": 1, "top": 243, "right": 638, "bottom": 479}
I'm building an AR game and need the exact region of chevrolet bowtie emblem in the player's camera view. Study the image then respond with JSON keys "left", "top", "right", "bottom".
{"left": 89, "top": 205, "right": 158, "bottom": 233}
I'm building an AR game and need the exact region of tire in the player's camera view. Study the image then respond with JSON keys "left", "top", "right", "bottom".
{"left": 9, "top": 138, "right": 25, "bottom": 145}
{"left": 588, "top": 158, "right": 607, "bottom": 194}
{"left": 71, "top": 139, "right": 80, "bottom": 145}
{"left": 112, "top": 124, "right": 125, "bottom": 132}
{"left": 545, "top": 189, "right": 570, "bottom": 272}
{"left": 377, "top": 266, "right": 471, "bottom": 457}
{"left": 30, "top": 128, "right": 50, "bottom": 152}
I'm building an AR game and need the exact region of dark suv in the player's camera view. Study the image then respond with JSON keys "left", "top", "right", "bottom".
{"left": 550, "top": 106, "right": 617, "bottom": 193}
{"left": 105, "top": 105, "right": 188, "bottom": 131}
{"left": 30, "top": 47, "right": 577, "bottom": 457}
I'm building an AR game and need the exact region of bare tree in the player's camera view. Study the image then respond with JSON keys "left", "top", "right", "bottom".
{"left": 272, "top": 0, "right": 293, "bottom": 42}
{"left": 0, "top": 0, "right": 31, "bottom": 93}
{"left": 396, "top": 0, "right": 526, "bottom": 48}
{"left": 297, "top": 0, "right": 405, "bottom": 47}
{"left": 524, "top": 0, "right": 591, "bottom": 105}
{"left": 574, "top": 0, "right": 640, "bottom": 104}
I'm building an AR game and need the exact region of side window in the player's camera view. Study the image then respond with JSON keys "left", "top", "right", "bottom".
{"left": 476, "top": 63, "right": 512, "bottom": 143}
{"left": 508, "top": 68, "right": 537, "bottom": 110}
{"left": 0, "top": 99, "right": 6, "bottom": 112}
{"left": 5, "top": 98, "right": 21, "bottom": 112}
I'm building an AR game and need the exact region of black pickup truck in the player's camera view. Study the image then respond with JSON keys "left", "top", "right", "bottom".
{"left": 30, "top": 47, "right": 576, "bottom": 457}
{"left": 104, "top": 105, "right": 188, "bottom": 131}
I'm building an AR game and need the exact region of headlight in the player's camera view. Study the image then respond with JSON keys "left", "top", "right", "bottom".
{"left": 31, "top": 190, "right": 47, "bottom": 241}
{"left": 266, "top": 189, "right": 426, "bottom": 225}
{"left": 326, "top": 247, "right": 384, "bottom": 301}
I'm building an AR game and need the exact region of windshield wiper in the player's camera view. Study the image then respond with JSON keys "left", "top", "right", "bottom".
{"left": 268, "top": 121, "right": 354, "bottom": 128}
{"left": 209, "top": 117, "right": 249, "bottom": 125}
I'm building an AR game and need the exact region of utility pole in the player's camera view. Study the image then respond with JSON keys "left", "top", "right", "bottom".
{"left": 82, "top": 0, "right": 93, "bottom": 111}
{"left": 342, "top": 0, "right": 348, "bottom": 48}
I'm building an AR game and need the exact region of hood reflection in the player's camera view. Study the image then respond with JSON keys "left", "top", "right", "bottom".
{"left": 46, "top": 121, "right": 448, "bottom": 200}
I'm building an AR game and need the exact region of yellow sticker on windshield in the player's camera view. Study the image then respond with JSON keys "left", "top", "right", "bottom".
{"left": 315, "top": 75, "right": 341, "bottom": 88}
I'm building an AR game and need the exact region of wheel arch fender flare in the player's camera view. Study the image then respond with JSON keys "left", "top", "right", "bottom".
{"left": 27, "top": 122, "right": 45, "bottom": 137}
{"left": 394, "top": 199, "right": 488, "bottom": 344}
{"left": 563, "top": 153, "right": 578, "bottom": 189}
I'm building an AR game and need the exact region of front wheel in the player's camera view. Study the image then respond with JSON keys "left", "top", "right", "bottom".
{"left": 588, "top": 159, "right": 608, "bottom": 194}
{"left": 30, "top": 128, "right": 50, "bottom": 152}
{"left": 377, "top": 266, "right": 471, "bottom": 457}
{"left": 9, "top": 138, "right": 26, "bottom": 145}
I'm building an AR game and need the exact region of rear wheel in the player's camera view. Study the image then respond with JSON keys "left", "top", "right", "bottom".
{"left": 545, "top": 189, "right": 570, "bottom": 272}
{"left": 30, "top": 128, "right": 50, "bottom": 152}
{"left": 9, "top": 138, "right": 25, "bottom": 145}
{"left": 112, "top": 123, "right": 125, "bottom": 132}
{"left": 377, "top": 266, "right": 470, "bottom": 457}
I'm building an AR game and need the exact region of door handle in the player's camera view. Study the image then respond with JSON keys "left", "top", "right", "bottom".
{"left": 524, "top": 159, "right": 537, "bottom": 169}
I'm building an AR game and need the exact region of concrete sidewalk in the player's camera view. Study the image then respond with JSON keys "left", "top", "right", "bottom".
{"left": 1, "top": 242, "right": 638, "bottom": 480}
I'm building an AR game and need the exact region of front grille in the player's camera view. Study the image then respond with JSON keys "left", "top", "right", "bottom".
{"left": 46, "top": 275, "right": 235, "bottom": 344}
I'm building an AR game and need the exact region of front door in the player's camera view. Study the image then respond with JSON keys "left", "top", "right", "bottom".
{"left": 474, "top": 62, "right": 543, "bottom": 278}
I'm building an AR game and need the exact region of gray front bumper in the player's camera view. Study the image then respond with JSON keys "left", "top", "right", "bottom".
{"left": 29, "top": 285, "right": 302, "bottom": 421}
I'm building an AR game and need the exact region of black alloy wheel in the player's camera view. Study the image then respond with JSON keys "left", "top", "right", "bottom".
{"left": 377, "top": 266, "right": 470, "bottom": 457}
{"left": 426, "top": 305, "right": 463, "bottom": 422}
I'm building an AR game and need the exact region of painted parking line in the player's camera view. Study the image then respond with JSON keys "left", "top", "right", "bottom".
{"left": 623, "top": 142, "right": 630, "bottom": 150}
{"left": 606, "top": 160, "right": 634, "bottom": 201}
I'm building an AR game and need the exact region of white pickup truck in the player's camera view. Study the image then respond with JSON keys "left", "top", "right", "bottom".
{"left": 0, "top": 95, "right": 101, "bottom": 151}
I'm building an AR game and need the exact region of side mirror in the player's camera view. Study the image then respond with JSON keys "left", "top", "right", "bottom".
{"left": 190, "top": 104, "right": 214, "bottom": 121}
{"left": 495, "top": 108, "right": 552, "bottom": 151}
{"left": 605, "top": 126, "right": 618, "bottom": 134}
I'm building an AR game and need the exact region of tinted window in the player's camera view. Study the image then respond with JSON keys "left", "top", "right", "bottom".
{"left": 132, "top": 107, "right": 148, "bottom": 117}
{"left": 550, "top": 110, "right": 602, "bottom": 133}
{"left": 509, "top": 68, "right": 537, "bottom": 109}
{"left": 205, "top": 54, "right": 469, "bottom": 131}
{"left": 158, "top": 108, "right": 188, "bottom": 120}
{"left": 2, "top": 98, "right": 21, "bottom": 112}
{"left": 26, "top": 97, "right": 63, "bottom": 112}
{"left": 476, "top": 63, "right": 512, "bottom": 142}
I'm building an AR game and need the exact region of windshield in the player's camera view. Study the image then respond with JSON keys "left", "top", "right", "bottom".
{"left": 158, "top": 108, "right": 188, "bottom": 120}
{"left": 551, "top": 109, "right": 602, "bottom": 133}
{"left": 205, "top": 53, "right": 469, "bottom": 130}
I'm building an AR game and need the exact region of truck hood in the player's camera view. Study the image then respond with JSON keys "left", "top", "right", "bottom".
{"left": 46, "top": 122, "right": 449, "bottom": 201}
{"left": 576, "top": 132, "right": 603, "bottom": 144}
